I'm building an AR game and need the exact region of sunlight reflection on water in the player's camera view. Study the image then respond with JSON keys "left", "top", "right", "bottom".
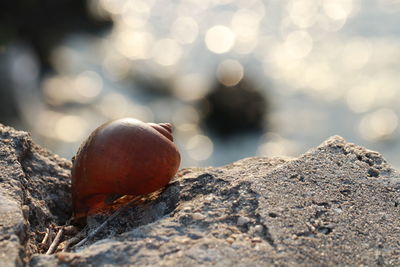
{"left": 8, "top": 0, "right": 400, "bottom": 168}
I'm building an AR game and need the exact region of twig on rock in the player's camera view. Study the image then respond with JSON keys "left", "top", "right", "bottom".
{"left": 41, "top": 228, "right": 50, "bottom": 245}
{"left": 61, "top": 236, "right": 80, "bottom": 252}
{"left": 46, "top": 227, "right": 64, "bottom": 255}
{"left": 72, "top": 198, "right": 138, "bottom": 249}
{"left": 72, "top": 208, "right": 124, "bottom": 248}
{"left": 61, "top": 230, "right": 86, "bottom": 252}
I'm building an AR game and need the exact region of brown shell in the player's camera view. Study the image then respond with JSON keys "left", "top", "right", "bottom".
{"left": 71, "top": 118, "right": 181, "bottom": 219}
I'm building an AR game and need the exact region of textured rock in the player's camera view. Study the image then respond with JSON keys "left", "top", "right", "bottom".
{"left": 0, "top": 124, "right": 71, "bottom": 266}
{"left": 0, "top": 123, "right": 399, "bottom": 266}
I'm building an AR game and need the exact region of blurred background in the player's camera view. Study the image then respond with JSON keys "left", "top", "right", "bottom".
{"left": 1, "top": 0, "right": 400, "bottom": 168}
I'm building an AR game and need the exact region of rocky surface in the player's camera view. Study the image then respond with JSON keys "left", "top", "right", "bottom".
{"left": 0, "top": 123, "right": 399, "bottom": 266}
{"left": 0, "top": 124, "right": 71, "bottom": 266}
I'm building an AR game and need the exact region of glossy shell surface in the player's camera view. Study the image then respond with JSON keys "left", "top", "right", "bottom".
{"left": 71, "top": 118, "right": 180, "bottom": 219}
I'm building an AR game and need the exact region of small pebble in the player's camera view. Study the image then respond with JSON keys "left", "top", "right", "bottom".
{"left": 231, "top": 243, "right": 241, "bottom": 249}
{"left": 226, "top": 237, "right": 235, "bottom": 244}
{"left": 176, "top": 237, "right": 191, "bottom": 244}
{"left": 192, "top": 212, "right": 206, "bottom": 220}
{"left": 182, "top": 206, "right": 192, "bottom": 212}
{"left": 237, "top": 216, "right": 250, "bottom": 226}
{"left": 254, "top": 225, "right": 263, "bottom": 233}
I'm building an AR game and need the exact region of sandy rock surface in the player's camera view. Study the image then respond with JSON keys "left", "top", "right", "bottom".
{"left": 0, "top": 124, "right": 399, "bottom": 266}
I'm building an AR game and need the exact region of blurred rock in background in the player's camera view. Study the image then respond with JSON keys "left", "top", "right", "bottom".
{"left": 202, "top": 77, "right": 268, "bottom": 138}
{"left": 0, "top": 0, "right": 112, "bottom": 70}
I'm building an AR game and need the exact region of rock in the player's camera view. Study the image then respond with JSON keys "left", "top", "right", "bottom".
{"left": 0, "top": 123, "right": 399, "bottom": 266}
{"left": 0, "top": 124, "right": 71, "bottom": 266}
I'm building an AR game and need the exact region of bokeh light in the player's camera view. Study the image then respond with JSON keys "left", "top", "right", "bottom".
{"left": 342, "top": 38, "right": 371, "bottom": 70}
{"left": 359, "top": 109, "right": 398, "bottom": 141}
{"left": 322, "top": 0, "right": 353, "bottom": 20}
{"left": 284, "top": 30, "right": 313, "bottom": 59}
{"left": 42, "top": 71, "right": 102, "bottom": 106}
{"left": 113, "top": 31, "right": 154, "bottom": 60}
{"left": 205, "top": 25, "right": 236, "bottom": 54}
{"left": 257, "top": 133, "right": 298, "bottom": 157}
{"left": 55, "top": 115, "right": 88, "bottom": 143}
{"left": 171, "top": 16, "right": 199, "bottom": 44}
{"left": 3, "top": 0, "right": 400, "bottom": 169}
{"left": 216, "top": 59, "right": 244, "bottom": 87}
{"left": 186, "top": 134, "right": 214, "bottom": 161}
{"left": 288, "top": 0, "right": 318, "bottom": 29}
{"left": 173, "top": 73, "right": 210, "bottom": 102}
{"left": 152, "top": 38, "right": 182, "bottom": 66}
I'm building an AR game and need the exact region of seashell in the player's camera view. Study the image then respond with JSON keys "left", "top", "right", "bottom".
{"left": 71, "top": 118, "right": 180, "bottom": 219}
